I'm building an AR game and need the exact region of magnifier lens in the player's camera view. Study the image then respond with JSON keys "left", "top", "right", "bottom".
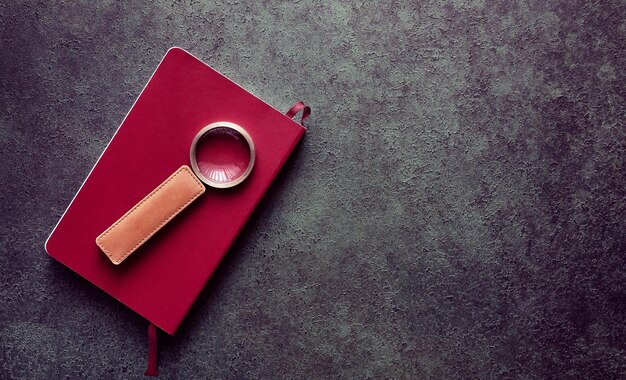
{"left": 194, "top": 127, "right": 252, "bottom": 184}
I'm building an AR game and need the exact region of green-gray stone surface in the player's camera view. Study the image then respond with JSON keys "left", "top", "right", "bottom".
{"left": 1, "top": 1, "right": 624, "bottom": 379}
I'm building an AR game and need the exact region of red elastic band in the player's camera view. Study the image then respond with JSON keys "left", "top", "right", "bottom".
{"left": 144, "top": 323, "right": 159, "bottom": 376}
{"left": 286, "top": 101, "right": 311, "bottom": 125}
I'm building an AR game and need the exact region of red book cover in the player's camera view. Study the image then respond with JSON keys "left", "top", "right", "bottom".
{"left": 45, "top": 47, "right": 306, "bottom": 335}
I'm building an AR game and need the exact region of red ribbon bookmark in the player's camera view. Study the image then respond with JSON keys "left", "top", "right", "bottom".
{"left": 286, "top": 101, "right": 311, "bottom": 125}
{"left": 144, "top": 323, "right": 159, "bottom": 376}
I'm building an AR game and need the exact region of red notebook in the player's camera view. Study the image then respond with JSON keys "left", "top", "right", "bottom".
{"left": 45, "top": 47, "right": 306, "bottom": 335}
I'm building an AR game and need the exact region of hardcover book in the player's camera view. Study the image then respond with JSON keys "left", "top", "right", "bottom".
{"left": 45, "top": 47, "right": 307, "bottom": 338}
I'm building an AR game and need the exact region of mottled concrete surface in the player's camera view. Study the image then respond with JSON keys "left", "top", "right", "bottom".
{"left": 1, "top": 1, "right": 625, "bottom": 379}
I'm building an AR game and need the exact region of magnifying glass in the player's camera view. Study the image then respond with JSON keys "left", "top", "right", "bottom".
{"left": 96, "top": 121, "right": 255, "bottom": 265}
{"left": 190, "top": 121, "right": 255, "bottom": 188}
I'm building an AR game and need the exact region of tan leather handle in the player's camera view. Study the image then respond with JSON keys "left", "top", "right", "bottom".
{"left": 96, "top": 165, "right": 205, "bottom": 264}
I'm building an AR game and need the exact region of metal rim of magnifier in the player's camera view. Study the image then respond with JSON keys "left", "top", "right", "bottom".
{"left": 189, "top": 122, "right": 255, "bottom": 188}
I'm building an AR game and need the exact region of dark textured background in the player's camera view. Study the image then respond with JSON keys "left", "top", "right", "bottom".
{"left": 1, "top": 1, "right": 625, "bottom": 379}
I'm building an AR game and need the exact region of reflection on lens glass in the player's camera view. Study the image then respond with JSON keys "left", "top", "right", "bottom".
{"left": 193, "top": 127, "right": 251, "bottom": 184}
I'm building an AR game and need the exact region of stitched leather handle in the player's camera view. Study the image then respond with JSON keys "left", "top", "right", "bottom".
{"left": 96, "top": 166, "right": 205, "bottom": 264}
